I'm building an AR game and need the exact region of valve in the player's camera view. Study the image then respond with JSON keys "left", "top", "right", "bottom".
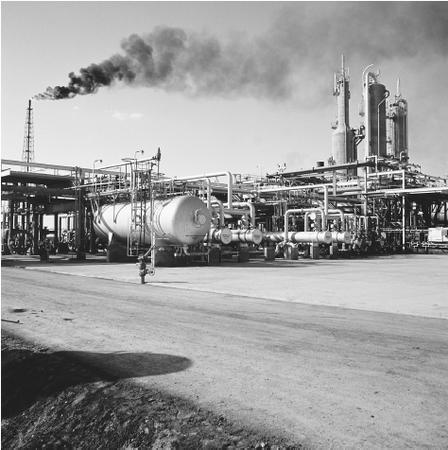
{"left": 137, "top": 255, "right": 149, "bottom": 284}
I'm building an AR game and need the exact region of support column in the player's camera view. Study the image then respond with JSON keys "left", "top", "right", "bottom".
{"left": 39, "top": 214, "right": 44, "bottom": 243}
{"left": 75, "top": 168, "right": 86, "bottom": 260}
{"left": 54, "top": 213, "right": 59, "bottom": 250}
{"left": 32, "top": 208, "right": 39, "bottom": 255}
{"left": 310, "top": 243, "right": 320, "bottom": 260}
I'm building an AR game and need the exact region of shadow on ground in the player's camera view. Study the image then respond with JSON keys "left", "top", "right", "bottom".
{"left": 2, "top": 346, "right": 192, "bottom": 418}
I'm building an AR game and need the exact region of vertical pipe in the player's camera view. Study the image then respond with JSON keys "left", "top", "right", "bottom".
{"left": 8, "top": 200, "right": 14, "bottom": 233}
{"left": 402, "top": 195, "right": 406, "bottom": 250}
{"left": 324, "top": 186, "right": 329, "bottom": 216}
{"left": 402, "top": 169, "right": 406, "bottom": 250}
{"left": 363, "top": 167, "right": 368, "bottom": 215}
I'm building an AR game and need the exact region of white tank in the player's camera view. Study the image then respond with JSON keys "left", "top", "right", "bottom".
{"left": 93, "top": 195, "right": 211, "bottom": 246}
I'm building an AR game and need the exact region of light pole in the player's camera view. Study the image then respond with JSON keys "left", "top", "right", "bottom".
{"left": 134, "top": 149, "right": 144, "bottom": 160}
{"left": 92, "top": 159, "right": 102, "bottom": 190}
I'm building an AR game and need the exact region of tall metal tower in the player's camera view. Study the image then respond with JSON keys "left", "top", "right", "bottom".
{"left": 22, "top": 99, "right": 34, "bottom": 171}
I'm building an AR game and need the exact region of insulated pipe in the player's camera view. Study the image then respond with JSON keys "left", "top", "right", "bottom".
{"left": 231, "top": 229, "right": 263, "bottom": 245}
{"left": 265, "top": 231, "right": 332, "bottom": 245}
{"left": 285, "top": 208, "right": 326, "bottom": 240}
{"left": 207, "top": 227, "right": 233, "bottom": 245}
{"left": 331, "top": 231, "right": 352, "bottom": 244}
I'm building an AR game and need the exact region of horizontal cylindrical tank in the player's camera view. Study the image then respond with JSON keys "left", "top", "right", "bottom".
{"left": 264, "top": 231, "right": 332, "bottom": 244}
{"left": 331, "top": 231, "right": 352, "bottom": 244}
{"left": 93, "top": 195, "right": 211, "bottom": 246}
{"left": 231, "top": 229, "right": 263, "bottom": 245}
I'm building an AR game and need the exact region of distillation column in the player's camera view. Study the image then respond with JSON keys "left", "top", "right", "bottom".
{"left": 387, "top": 78, "right": 409, "bottom": 159}
{"left": 331, "top": 55, "right": 355, "bottom": 165}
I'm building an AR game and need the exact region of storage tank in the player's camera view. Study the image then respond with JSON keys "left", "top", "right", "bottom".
{"left": 93, "top": 195, "right": 211, "bottom": 246}
{"left": 369, "top": 83, "right": 388, "bottom": 157}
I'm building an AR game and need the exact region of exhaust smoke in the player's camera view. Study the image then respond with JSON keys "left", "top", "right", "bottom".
{"left": 34, "top": 27, "right": 291, "bottom": 101}
{"left": 34, "top": 3, "right": 448, "bottom": 102}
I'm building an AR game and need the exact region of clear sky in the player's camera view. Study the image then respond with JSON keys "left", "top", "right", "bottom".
{"left": 2, "top": 2, "right": 448, "bottom": 177}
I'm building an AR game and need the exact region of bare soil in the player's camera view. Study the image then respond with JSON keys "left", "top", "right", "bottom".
{"left": 1, "top": 332, "right": 299, "bottom": 449}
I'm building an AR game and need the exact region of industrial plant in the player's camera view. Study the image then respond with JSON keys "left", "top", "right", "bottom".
{"left": 2, "top": 57, "right": 447, "bottom": 281}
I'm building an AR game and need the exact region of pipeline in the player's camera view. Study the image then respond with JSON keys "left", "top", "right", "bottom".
{"left": 159, "top": 171, "right": 234, "bottom": 208}
{"left": 286, "top": 208, "right": 326, "bottom": 235}
{"left": 330, "top": 231, "right": 352, "bottom": 244}
{"left": 265, "top": 231, "right": 332, "bottom": 245}
{"left": 230, "top": 201, "right": 256, "bottom": 227}
{"left": 231, "top": 229, "right": 263, "bottom": 245}
{"left": 207, "top": 227, "right": 233, "bottom": 245}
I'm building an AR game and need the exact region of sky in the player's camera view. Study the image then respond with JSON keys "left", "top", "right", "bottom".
{"left": 2, "top": 1, "right": 448, "bottom": 177}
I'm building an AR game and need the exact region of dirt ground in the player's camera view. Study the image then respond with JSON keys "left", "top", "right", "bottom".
{"left": 2, "top": 259, "right": 448, "bottom": 448}
{"left": 1, "top": 332, "right": 296, "bottom": 449}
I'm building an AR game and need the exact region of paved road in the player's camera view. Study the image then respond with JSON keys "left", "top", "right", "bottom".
{"left": 2, "top": 267, "right": 448, "bottom": 448}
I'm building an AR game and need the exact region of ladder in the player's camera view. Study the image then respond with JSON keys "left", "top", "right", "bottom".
{"left": 127, "top": 163, "right": 149, "bottom": 257}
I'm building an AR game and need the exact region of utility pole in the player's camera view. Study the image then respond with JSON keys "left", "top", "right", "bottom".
{"left": 22, "top": 99, "right": 34, "bottom": 172}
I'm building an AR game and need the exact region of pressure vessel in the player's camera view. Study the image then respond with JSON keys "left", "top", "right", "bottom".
{"left": 392, "top": 99, "right": 408, "bottom": 158}
{"left": 93, "top": 195, "right": 211, "bottom": 246}
{"left": 369, "top": 83, "right": 387, "bottom": 157}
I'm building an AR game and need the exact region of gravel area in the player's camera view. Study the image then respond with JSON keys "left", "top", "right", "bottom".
{"left": 1, "top": 331, "right": 300, "bottom": 449}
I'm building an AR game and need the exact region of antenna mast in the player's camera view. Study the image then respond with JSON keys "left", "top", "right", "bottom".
{"left": 22, "top": 99, "right": 34, "bottom": 172}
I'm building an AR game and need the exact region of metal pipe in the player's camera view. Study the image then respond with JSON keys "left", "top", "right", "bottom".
{"left": 258, "top": 183, "right": 332, "bottom": 194}
{"left": 265, "top": 231, "right": 332, "bottom": 245}
{"left": 163, "top": 172, "right": 234, "bottom": 209}
{"left": 231, "top": 201, "right": 256, "bottom": 227}
{"left": 231, "top": 229, "right": 263, "bottom": 245}
{"left": 331, "top": 231, "right": 352, "bottom": 244}
{"left": 323, "top": 186, "right": 329, "bottom": 216}
{"left": 211, "top": 200, "right": 225, "bottom": 228}
{"left": 285, "top": 208, "right": 326, "bottom": 241}
{"left": 327, "top": 208, "right": 346, "bottom": 230}
{"left": 207, "top": 227, "right": 232, "bottom": 245}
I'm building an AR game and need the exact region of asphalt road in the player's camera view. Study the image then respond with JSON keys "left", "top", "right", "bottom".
{"left": 2, "top": 266, "right": 448, "bottom": 449}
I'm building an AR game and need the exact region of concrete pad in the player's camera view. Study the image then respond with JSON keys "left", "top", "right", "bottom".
{"left": 15, "top": 254, "right": 448, "bottom": 319}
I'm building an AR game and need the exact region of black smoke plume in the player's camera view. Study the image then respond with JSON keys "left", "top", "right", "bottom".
{"left": 34, "top": 3, "right": 448, "bottom": 101}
